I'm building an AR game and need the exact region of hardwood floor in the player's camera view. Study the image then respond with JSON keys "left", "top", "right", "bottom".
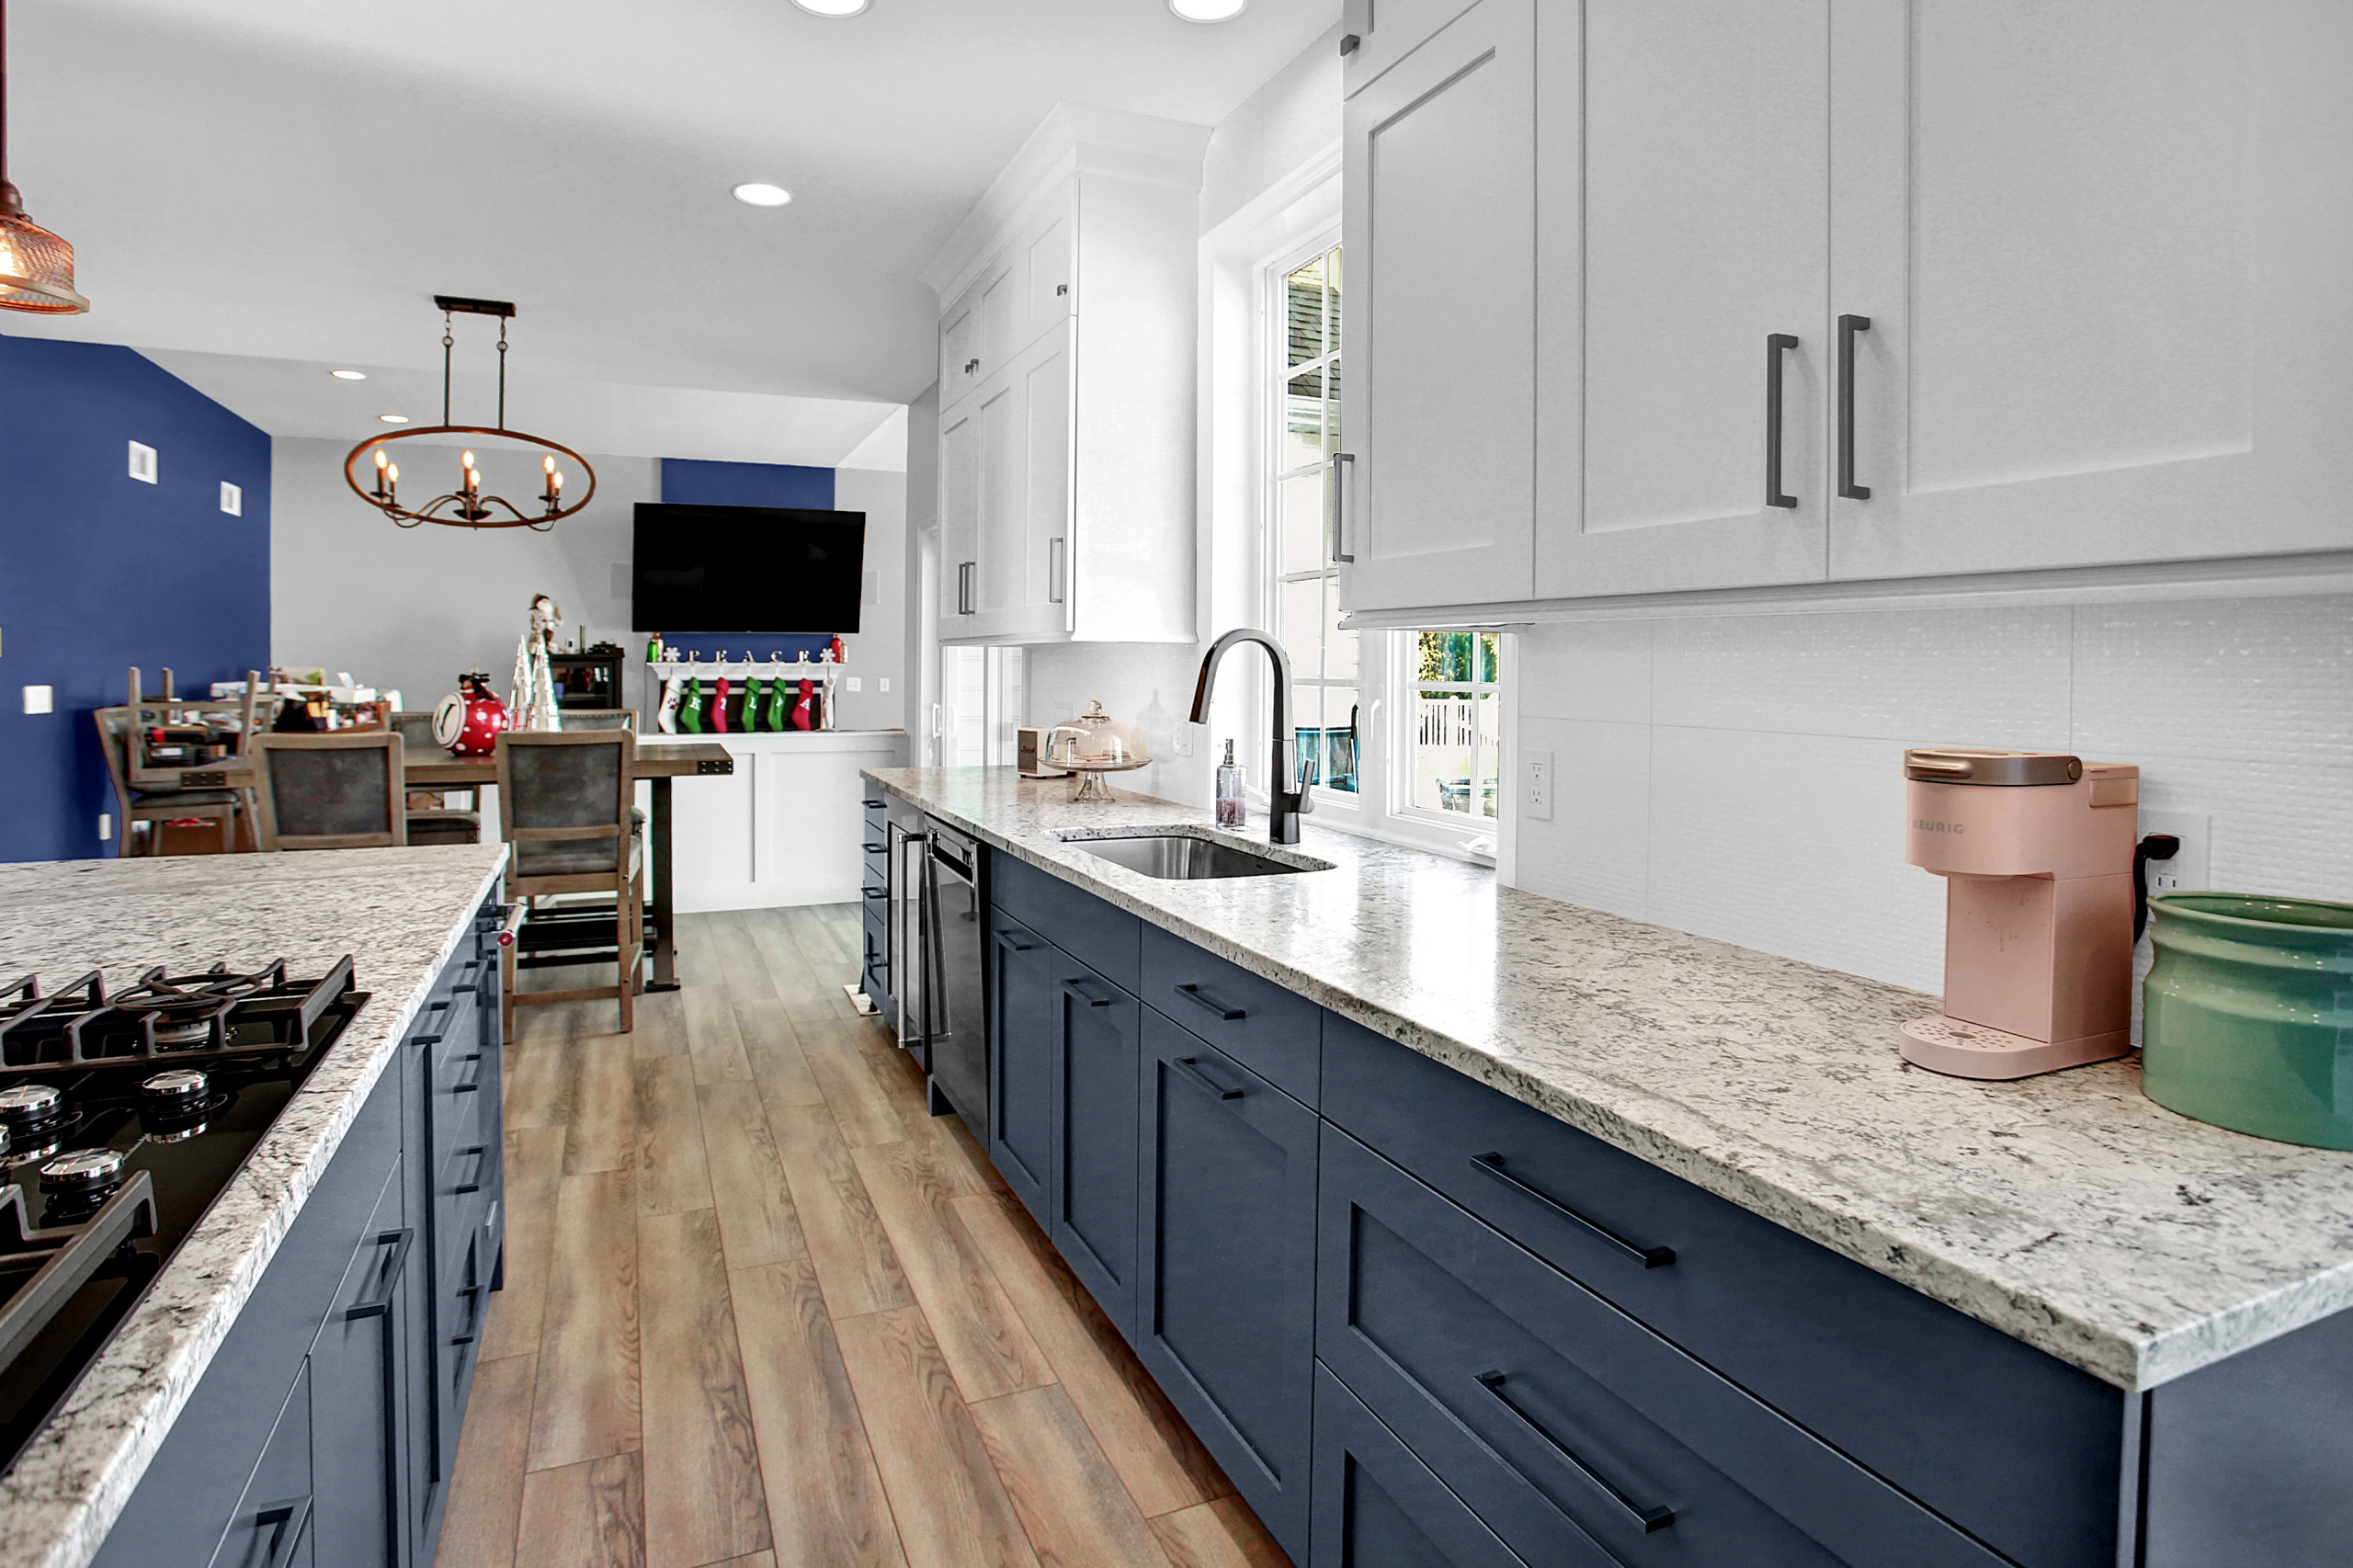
{"left": 437, "top": 905, "right": 1290, "bottom": 1568}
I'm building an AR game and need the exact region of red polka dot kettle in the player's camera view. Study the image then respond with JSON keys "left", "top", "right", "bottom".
{"left": 432, "top": 672, "right": 510, "bottom": 756}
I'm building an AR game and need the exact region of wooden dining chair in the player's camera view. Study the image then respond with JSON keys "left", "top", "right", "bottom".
{"left": 497, "top": 730, "right": 642, "bottom": 1034}
{"left": 250, "top": 733, "right": 406, "bottom": 851}
{"left": 94, "top": 706, "right": 240, "bottom": 855}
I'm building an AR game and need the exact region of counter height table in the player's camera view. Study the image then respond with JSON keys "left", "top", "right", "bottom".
{"left": 175, "top": 739, "right": 733, "bottom": 989}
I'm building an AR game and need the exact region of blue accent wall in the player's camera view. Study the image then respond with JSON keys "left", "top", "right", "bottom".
{"left": 652, "top": 458, "right": 838, "bottom": 659}
{"left": 0, "top": 335, "right": 271, "bottom": 862}
{"left": 660, "top": 458, "right": 834, "bottom": 510}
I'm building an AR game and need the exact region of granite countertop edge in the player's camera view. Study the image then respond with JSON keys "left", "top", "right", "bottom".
{"left": 867, "top": 768, "right": 2353, "bottom": 1394}
{"left": 0, "top": 846, "right": 509, "bottom": 1568}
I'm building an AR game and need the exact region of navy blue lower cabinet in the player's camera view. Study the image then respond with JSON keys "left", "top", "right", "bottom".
{"left": 1051, "top": 957, "right": 1142, "bottom": 1341}
{"left": 209, "top": 1362, "right": 316, "bottom": 1568}
{"left": 1314, "top": 1128, "right": 2006, "bottom": 1568}
{"left": 1313, "top": 1363, "right": 1549, "bottom": 1568}
{"left": 306, "top": 1155, "right": 414, "bottom": 1567}
{"left": 988, "top": 909, "right": 1058, "bottom": 1226}
{"left": 1137, "top": 1011, "right": 1319, "bottom": 1562}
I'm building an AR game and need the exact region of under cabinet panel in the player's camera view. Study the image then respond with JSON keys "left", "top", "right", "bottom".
{"left": 1317, "top": 1131, "right": 2005, "bottom": 1568}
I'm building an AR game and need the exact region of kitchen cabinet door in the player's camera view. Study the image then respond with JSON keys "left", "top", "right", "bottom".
{"left": 939, "top": 279, "right": 984, "bottom": 411}
{"left": 988, "top": 911, "right": 1057, "bottom": 1226}
{"left": 1051, "top": 960, "right": 1142, "bottom": 1342}
{"left": 938, "top": 395, "right": 981, "bottom": 639}
{"left": 1337, "top": 0, "right": 1537, "bottom": 615}
{"left": 1532, "top": 0, "right": 1833, "bottom": 599}
{"left": 1829, "top": 0, "right": 2353, "bottom": 579}
{"left": 308, "top": 1160, "right": 414, "bottom": 1568}
{"left": 1311, "top": 1365, "right": 1546, "bottom": 1568}
{"left": 208, "top": 1364, "right": 315, "bottom": 1568}
{"left": 968, "top": 324, "right": 1074, "bottom": 642}
{"left": 1006, "top": 181, "right": 1076, "bottom": 352}
{"left": 1136, "top": 1013, "right": 1318, "bottom": 1562}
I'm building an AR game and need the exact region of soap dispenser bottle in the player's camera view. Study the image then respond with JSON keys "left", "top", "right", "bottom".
{"left": 1216, "top": 740, "right": 1246, "bottom": 828}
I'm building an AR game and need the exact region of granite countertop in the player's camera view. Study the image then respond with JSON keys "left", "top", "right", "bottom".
{"left": 0, "top": 845, "right": 508, "bottom": 1568}
{"left": 870, "top": 766, "right": 2353, "bottom": 1393}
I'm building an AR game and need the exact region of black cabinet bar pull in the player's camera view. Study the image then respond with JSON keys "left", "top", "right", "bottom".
{"left": 1171, "top": 1055, "right": 1245, "bottom": 1101}
{"left": 1475, "top": 1369, "right": 1675, "bottom": 1533}
{"left": 1174, "top": 983, "right": 1246, "bottom": 1022}
{"left": 451, "top": 1145, "right": 488, "bottom": 1196}
{"left": 343, "top": 1227, "right": 415, "bottom": 1321}
{"left": 1837, "top": 314, "right": 1871, "bottom": 499}
{"left": 253, "top": 1495, "right": 316, "bottom": 1563}
{"left": 449, "top": 1053, "right": 483, "bottom": 1093}
{"left": 863, "top": 798, "right": 885, "bottom": 808}
{"left": 863, "top": 841, "right": 888, "bottom": 853}
{"left": 1060, "top": 977, "right": 1115, "bottom": 1008}
{"left": 1765, "top": 333, "right": 1799, "bottom": 509}
{"left": 995, "top": 929, "right": 1037, "bottom": 954}
{"left": 862, "top": 886, "right": 891, "bottom": 900}
{"left": 1469, "top": 1153, "right": 1674, "bottom": 1268}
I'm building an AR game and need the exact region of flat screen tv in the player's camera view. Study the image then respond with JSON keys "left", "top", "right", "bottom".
{"left": 631, "top": 503, "right": 867, "bottom": 633}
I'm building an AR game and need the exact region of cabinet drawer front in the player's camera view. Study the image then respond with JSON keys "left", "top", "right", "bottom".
{"left": 209, "top": 1362, "right": 315, "bottom": 1568}
{"left": 1320, "top": 1018, "right": 2120, "bottom": 1567}
{"left": 1311, "top": 1364, "right": 1545, "bottom": 1568}
{"left": 1139, "top": 1012, "right": 1318, "bottom": 1561}
{"left": 1141, "top": 922, "right": 1320, "bottom": 1106}
{"left": 1317, "top": 1131, "right": 2005, "bottom": 1568}
{"left": 1051, "top": 950, "right": 1142, "bottom": 1341}
{"left": 991, "top": 850, "right": 1140, "bottom": 992}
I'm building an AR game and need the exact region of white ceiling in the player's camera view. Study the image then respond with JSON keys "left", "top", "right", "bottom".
{"left": 4, "top": 0, "right": 1336, "bottom": 451}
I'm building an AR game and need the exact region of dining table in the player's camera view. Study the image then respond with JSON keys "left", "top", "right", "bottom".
{"left": 174, "top": 739, "right": 733, "bottom": 991}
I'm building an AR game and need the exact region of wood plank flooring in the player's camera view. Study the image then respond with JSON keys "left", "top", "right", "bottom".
{"left": 438, "top": 904, "right": 1290, "bottom": 1568}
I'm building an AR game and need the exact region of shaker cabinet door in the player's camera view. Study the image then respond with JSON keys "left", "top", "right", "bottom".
{"left": 1136, "top": 1014, "right": 1319, "bottom": 1562}
{"left": 938, "top": 396, "right": 982, "bottom": 640}
{"left": 988, "top": 911, "right": 1058, "bottom": 1225}
{"left": 1828, "top": 0, "right": 2353, "bottom": 579}
{"left": 307, "top": 1159, "right": 414, "bottom": 1568}
{"left": 1534, "top": 0, "right": 1833, "bottom": 599}
{"left": 1050, "top": 959, "right": 1142, "bottom": 1342}
{"left": 1338, "top": 0, "right": 1537, "bottom": 615}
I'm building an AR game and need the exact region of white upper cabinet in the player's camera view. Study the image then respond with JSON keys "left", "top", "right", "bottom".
{"left": 1337, "top": 0, "right": 1537, "bottom": 615}
{"left": 1535, "top": 0, "right": 1832, "bottom": 600}
{"left": 1829, "top": 0, "right": 2353, "bottom": 580}
{"left": 926, "top": 108, "right": 1205, "bottom": 645}
{"left": 1343, "top": 0, "right": 2353, "bottom": 621}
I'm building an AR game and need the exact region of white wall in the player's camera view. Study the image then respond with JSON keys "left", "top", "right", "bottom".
{"left": 1511, "top": 594, "right": 2353, "bottom": 1003}
{"left": 271, "top": 436, "right": 658, "bottom": 714}
{"left": 274, "top": 435, "right": 906, "bottom": 732}
{"left": 833, "top": 463, "right": 908, "bottom": 733}
{"left": 1199, "top": 25, "right": 1346, "bottom": 235}
{"left": 1028, "top": 642, "right": 1211, "bottom": 805}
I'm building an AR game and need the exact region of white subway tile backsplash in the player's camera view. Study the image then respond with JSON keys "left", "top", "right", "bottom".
{"left": 1646, "top": 727, "right": 1946, "bottom": 993}
{"left": 1652, "top": 606, "right": 2074, "bottom": 744}
{"left": 2071, "top": 595, "right": 2353, "bottom": 767}
{"left": 1514, "top": 589, "right": 2347, "bottom": 994}
{"left": 1510, "top": 717, "right": 1651, "bottom": 919}
{"left": 1516, "top": 619, "right": 1652, "bottom": 722}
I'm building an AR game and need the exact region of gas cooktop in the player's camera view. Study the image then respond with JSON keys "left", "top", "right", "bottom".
{"left": 0, "top": 959, "right": 368, "bottom": 1474}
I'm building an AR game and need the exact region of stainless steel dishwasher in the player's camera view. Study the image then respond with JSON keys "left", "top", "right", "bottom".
{"left": 915, "top": 814, "right": 987, "bottom": 1142}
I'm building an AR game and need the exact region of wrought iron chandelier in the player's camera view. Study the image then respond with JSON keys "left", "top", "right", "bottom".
{"left": 344, "top": 295, "right": 597, "bottom": 530}
{"left": 0, "top": 0, "right": 89, "bottom": 314}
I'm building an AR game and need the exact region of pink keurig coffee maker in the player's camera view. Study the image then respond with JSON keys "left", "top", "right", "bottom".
{"left": 1899, "top": 747, "right": 2140, "bottom": 1079}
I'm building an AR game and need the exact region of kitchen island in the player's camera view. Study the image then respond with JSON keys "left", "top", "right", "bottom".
{"left": 0, "top": 845, "right": 508, "bottom": 1568}
{"left": 870, "top": 765, "right": 2353, "bottom": 1568}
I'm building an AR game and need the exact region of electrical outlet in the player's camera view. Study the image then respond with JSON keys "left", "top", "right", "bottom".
{"left": 2140, "top": 810, "right": 2211, "bottom": 897}
{"left": 1523, "top": 748, "right": 1555, "bottom": 822}
{"left": 23, "top": 685, "right": 54, "bottom": 714}
{"left": 98, "top": 813, "right": 112, "bottom": 842}
{"left": 847, "top": 676, "right": 863, "bottom": 692}
{"left": 1174, "top": 726, "right": 1195, "bottom": 759}
{"left": 878, "top": 676, "right": 891, "bottom": 693}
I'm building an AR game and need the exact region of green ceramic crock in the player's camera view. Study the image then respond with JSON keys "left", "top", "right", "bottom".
{"left": 2143, "top": 892, "right": 2353, "bottom": 1149}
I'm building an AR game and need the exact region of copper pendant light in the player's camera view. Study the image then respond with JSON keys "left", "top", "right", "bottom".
{"left": 0, "top": 0, "right": 89, "bottom": 314}
{"left": 344, "top": 296, "right": 597, "bottom": 531}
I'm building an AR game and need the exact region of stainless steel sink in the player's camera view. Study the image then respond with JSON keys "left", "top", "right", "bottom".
{"left": 1062, "top": 831, "right": 1326, "bottom": 881}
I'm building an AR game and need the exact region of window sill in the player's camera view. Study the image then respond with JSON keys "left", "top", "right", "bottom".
{"left": 1310, "top": 811, "right": 1497, "bottom": 869}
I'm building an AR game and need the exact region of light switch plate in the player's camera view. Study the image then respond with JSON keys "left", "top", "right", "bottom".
{"left": 1522, "top": 747, "right": 1555, "bottom": 822}
{"left": 847, "top": 676, "right": 863, "bottom": 692}
{"left": 220, "top": 482, "right": 242, "bottom": 516}
{"left": 128, "top": 442, "right": 157, "bottom": 483}
{"left": 878, "top": 677, "right": 891, "bottom": 693}
{"left": 23, "top": 684, "right": 55, "bottom": 714}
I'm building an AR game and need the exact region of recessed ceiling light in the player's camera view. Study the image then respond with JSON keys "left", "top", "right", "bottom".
{"left": 379, "top": 414, "right": 410, "bottom": 424}
{"left": 733, "top": 182, "right": 794, "bottom": 208}
{"left": 1170, "top": 0, "right": 1245, "bottom": 18}
{"left": 329, "top": 368, "right": 368, "bottom": 381}
{"left": 790, "top": 0, "right": 870, "bottom": 15}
